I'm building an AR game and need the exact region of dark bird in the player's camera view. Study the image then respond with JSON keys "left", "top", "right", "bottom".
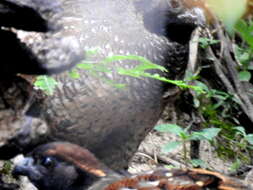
{"left": 0, "top": 0, "right": 204, "bottom": 170}
{"left": 13, "top": 142, "right": 253, "bottom": 190}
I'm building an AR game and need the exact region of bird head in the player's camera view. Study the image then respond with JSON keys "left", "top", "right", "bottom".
{"left": 13, "top": 142, "right": 116, "bottom": 190}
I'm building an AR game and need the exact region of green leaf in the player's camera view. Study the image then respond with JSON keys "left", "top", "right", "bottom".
{"left": 235, "top": 47, "right": 250, "bottom": 64}
{"left": 155, "top": 124, "right": 185, "bottom": 136}
{"left": 69, "top": 70, "right": 80, "bottom": 79}
{"left": 104, "top": 55, "right": 167, "bottom": 72}
{"left": 34, "top": 76, "right": 58, "bottom": 96}
{"left": 118, "top": 68, "right": 143, "bottom": 78}
{"left": 164, "top": 165, "right": 176, "bottom": 169}
{"left": 229, "top": 159, "right": 242, "bottom": 172}
{"left": 141, "top": 73, "right": 205, "bottom": 93}
{"left": 77, "top": 63, "right": 95, "bottom": 70}
{"left": 191, "top": 128, "right": 221, "bottom": 141}
{"left": 239, "top": 52, "right": 250, "bottom": 63}
{"left": 162, "top": 141, "right": 182, "bottom": 153}
{"left": 184, "top": 71, "right": 198, "bottom": 82}
{"left": 190, "top": 159, "right": 207, "bottom": 168}
{"left": 239, "top": 71, "right": 251, "bottom": 81}
{"left": 198, "top": 38, "right": 220, "bottom": 48}
{"left": 234, "top": 45, "right": 253, "bottom": 68}
{"left": 195, "top": 81, "right": 209, "bottom": 93}
{"left": 112, "top": 55, "right": 167, "bottom": 78}
{"left": 246, "top": 134, "right": 253, "bottom": 145}
{"left": 234, "top": 126, "right": 246, "bottom": 136}
{"left": 211, "top": 90, "right": 230, "bottom": 100}
{"left": 1, "top": 161, "right": 12, "bottom": 174}
{"left": 76, "top": 53, "right": 205, "bottom": 94}
{"left": 235, "top": 20, "right": 253, "bottom": 49}
{"left": 248, "top": 64, "right": 253, "bottom": 70}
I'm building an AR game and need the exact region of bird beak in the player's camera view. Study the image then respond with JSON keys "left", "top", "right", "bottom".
{"left": 12, "top": 157, "right": 35, "bottom": 177}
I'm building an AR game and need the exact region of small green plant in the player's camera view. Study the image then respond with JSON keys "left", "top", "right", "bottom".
{"left": 235, "top": 19, "right": 253, "bottom": 50}
{"left": 35, "top": 50, "right": 205, "bottom": 95}
{"left": 190, "top": 159, "right": 207, "bottom": 168}
{"left": 235, "top": 45, "right": 253, "bottom": 81}
{"left": 234, "top": 20, "right": 253, "bottom": 82}
{"left": 198, "top": 37, "right": 220, "bottom": 49}
{"left": 234, "top": 126, "right": 253, "bottom": 146}
{"left": 194, "top": 81, "right": 253, "bottom": 166}
{"left": 194, "top": 81, "right": 241, "bottom": 110}
{"left": 229, "top": 159, "right": 242, "bottom": 172}
{"left": 187, "top": 19, "right": 253, "bottom": 168}
{"left": 217, "top": 126, "right": 253, "bottom": 169}
{"left": 154, "top": 124, "right": 221, "bottom": 166}
{"left": 34, "top": 76, "right": 58, "bottom": 96}
{"left": 78, "top": 53, "right": 204, "bottom": 92}
{"left": 0, "top": 161, "right": 12, "bottom": 175}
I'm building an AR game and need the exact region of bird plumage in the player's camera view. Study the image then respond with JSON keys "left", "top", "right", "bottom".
{"left": 0, "top": 0, "right": 203, "bottom": 171}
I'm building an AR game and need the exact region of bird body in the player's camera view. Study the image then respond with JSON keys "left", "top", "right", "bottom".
{"left": 29, "top": 0, "right": 178, "bottom": 170}
{"left": 13, "top": 142, "right": 253, "bottom": 190}
{"left": 1, "top": 0, "right": 201, "bottom": 170}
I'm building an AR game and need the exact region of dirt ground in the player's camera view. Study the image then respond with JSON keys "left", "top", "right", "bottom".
{"left": 129, "top": 119, "right": 232, "bottom": 174}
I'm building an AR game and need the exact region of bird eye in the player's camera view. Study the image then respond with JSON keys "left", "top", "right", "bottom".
{"left": 41, "top": 157, "right": 55, "bottom": 168}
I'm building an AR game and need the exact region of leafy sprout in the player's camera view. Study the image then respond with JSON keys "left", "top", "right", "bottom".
{"left": 35, "top": 51, "right": 206, "bottom": 96}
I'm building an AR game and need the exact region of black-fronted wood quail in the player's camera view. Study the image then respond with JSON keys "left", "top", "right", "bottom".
{"left": 0, "top": 0, "right": 204, "bottom": 171}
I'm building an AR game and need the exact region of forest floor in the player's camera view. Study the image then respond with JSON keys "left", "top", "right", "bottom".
{"left": 129, "top": 119, "right": 232, "bottom": 174}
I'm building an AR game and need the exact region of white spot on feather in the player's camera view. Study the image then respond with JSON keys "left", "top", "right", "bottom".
{"left": 119, "top": 188, "right": 136, "bottom": 190}
{"left": 138, "top": 181, "right": 160, "bottom": 188}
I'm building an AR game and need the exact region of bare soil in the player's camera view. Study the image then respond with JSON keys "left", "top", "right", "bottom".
{"left": 129, "top": 119, "right": 232, "bottom": 174}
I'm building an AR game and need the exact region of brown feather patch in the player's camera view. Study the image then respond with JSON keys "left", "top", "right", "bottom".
{"left": 104, "top": 169, "right": 248, "bottom": 190}
{"left": 44, "top": 143, "right": 107, "bottom": 177}
{"left": 104, "top": 169, "right": 217, "bottom": 190}
{"left": 191, "top": 169, "right": 247, "bottom": 190}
